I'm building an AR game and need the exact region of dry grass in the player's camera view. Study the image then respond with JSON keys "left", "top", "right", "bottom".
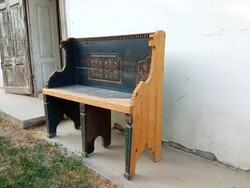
{"left": 0, "top": 119, "right": 119, "bottom": 188}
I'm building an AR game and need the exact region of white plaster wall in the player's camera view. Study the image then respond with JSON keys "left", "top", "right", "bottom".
{"left": 65, "top": 0, "right": 250, "bottom": 170}
{"left": 0, "top": 57, "right": 3, "bottom": 87}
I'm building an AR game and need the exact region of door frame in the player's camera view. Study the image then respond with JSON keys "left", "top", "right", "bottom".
{"left": 57, "top": 0, "right": 67, "bottom": 68}
{"left": 23, "top": 0, "right": 34, "bottom": 95}
{"left": 24, "top": 0, "right": 67, "bottom": 96}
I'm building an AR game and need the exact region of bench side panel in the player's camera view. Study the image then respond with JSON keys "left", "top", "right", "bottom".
{"left": 46, "top": 41, "right": 77, "bottom": 88}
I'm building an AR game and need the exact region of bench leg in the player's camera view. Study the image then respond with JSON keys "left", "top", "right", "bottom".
{"left": 44, "top": 95, "right": 80, "bottom": 138}
{"left": 63, "top": 101, "right": 80, "bottom": 130}
{"left": 124, "top": 114, "right": 134, "bottom": 180}
{"left": 80, "top": 104, "right": 111, "bottom": 156}
{"left": 44, "top": 95, "right": 64, "bottom": 138}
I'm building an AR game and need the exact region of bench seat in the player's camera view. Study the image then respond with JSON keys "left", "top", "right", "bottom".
{"left": 43, "top": 85, "right": 132, "bottom": 113}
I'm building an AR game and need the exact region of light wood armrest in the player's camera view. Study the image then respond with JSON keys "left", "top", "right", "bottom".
{"left": 128, "top": 30, "right": 166, "bottom": 177}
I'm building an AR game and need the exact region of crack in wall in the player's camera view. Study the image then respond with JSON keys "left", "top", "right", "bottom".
{"left": 163, "top": 141, "right": 250, "bottom": 173}
{"left": 192, "top": 27, "right": 250, "bottom": 38}
{"left": 176, "top": 94, "right": 186, "bottom": 103}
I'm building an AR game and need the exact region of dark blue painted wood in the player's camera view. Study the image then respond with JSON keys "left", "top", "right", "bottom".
{"left": 44, "top": 95, "right": 80, "bottom": 138}
{"left": 46, "top": 42, "right": 77, "bottom": 88}
{"left": 57, "top": 35, "right": 151, "bottom": 93}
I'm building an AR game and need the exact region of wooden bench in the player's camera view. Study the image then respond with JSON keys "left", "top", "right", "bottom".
{"left": 43, "top": 30, "right": 166, "bottom": 180}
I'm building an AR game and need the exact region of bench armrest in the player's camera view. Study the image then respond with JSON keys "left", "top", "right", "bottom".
{"left": 128, "top": 30, "right": 166, "bottom": 176}
{"left": 46, "top": 39, "right": 77, "bottom": 88}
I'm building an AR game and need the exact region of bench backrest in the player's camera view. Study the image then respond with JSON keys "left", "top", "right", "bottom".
{"left": 61, "top": 33, "right": 152, "bottom": 93}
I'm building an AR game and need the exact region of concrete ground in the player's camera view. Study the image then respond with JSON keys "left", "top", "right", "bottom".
{"left": 0, "top": 88, "right": 249, "bottom": 188}
{"left": 0, "top": 89, "right": 45, "bottom": 128}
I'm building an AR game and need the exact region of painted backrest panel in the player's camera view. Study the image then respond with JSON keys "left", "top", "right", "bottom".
{"left": 63, "top": 33, "right": 152, "bottom": 93}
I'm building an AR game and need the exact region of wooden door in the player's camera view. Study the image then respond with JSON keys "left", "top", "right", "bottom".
{"left": 27, "top": 0, "right": 61, "bottom": 94}
{"left": 0, "top": 0, "right": 33, "bottom": 95}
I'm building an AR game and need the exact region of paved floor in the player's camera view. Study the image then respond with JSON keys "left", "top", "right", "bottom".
{"left": 0, "top": 88, "right": 250, "bottom": 187}
{"left": 0, "top": 89, "right": 45, "bottom": 128}
{"left": 40, "top": 121, "right": 250, "bottom": 188}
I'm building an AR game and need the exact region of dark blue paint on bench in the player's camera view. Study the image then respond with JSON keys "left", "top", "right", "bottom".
{"left": 52, "top": 35, "right": 152, "bottom": 93}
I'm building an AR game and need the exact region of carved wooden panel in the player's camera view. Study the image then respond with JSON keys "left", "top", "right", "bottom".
{"left": 63, "top": 33, "right": 152, "bottom": 93}
{"left": 136, "top": 53, "right": 151, "bottom": 84}
{"left": 88, "top": 53, "right": 121, "bottom": 82}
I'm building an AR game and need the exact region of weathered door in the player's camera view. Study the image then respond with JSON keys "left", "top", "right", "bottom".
{"left": 27, "top": 0, "right": 61, "bottom": 94}
{"left": 0, "top": 0, "right": 33, "bottom": 95}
